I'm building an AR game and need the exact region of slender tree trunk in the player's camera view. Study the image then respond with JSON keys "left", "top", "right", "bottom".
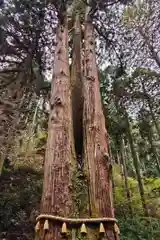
{"left": 40, "top": 19, "right": 75, "bottom": 239}
{"left": 137, "top": 143, "right": 147, "bottom": 174}
{"left": 116, "top": 152, "right": 121, "bottom": 165}
{"left": 147, "top": 98, "right": 160, "bottom": 139}
{"left": 142, "top": 82, "right": 160, "bottom": 138}
{"left": 24, "top": 99, "right": 40, "bottom": 160}
{"left": 108, "top": 137, "right": 115, "bottom": 164}
{"left": 24, "top": 92, "right": 35, "bottom": 125}
{"left": 121, "top": 138, "right": 133, "bottom": 216}
{"left": 141, "top": 83, "right": 160, "bottom": 173}
{"left": 83, "top": 8, "right": 115, "bottom": 239}
{"left": 147, "top": 132, "right": 160, "bottom": 174}
{"left": 125, "top": 111, "right": 148, "bottom": 216}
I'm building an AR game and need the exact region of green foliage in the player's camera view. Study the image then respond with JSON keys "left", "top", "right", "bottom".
{"left": 118, "top": 216, "right": 160, "bottom": 240}
{"left": 122, "top": 4, "right": 149, "bottom": 27}
{"left": 112, "top": 165, "right": 160, "bottom": 239}
{"left": 113, "top": 165, "right": 142, "bottom": 215}
{"left": 100, "top": 58, "right": 160, "bottom": 239}
{"left": 132, "top": 68, "right": 160, "bottom": 79}
{"left": 0, "top": 167, "right": 43, "bottom": 239}
{"left": 113, "top": 164, "right": 160, "bottom": 215}
{"left": 67, "top": 0, "right": 86, "bottom": 17}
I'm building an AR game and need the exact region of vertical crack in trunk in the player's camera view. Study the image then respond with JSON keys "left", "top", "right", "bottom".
{"left": 71, "top": 14, "right": 84, "bottom": 166}
{"left": 70, "top": 14, "right": 89, "bottom": 221}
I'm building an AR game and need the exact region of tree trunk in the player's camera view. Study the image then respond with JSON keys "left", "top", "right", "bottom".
{"left": 24, "top": 98, "right": 40, "bottom": 160}
{"left": 147, "top": 97, "right": 160, "bottom": 139}
{"left": 147, "top": 131, "right": 160, "bottom": 175}
{"left": 116, "top": 152, "right": 121, "bottom": 165}
{"left": 120, "top": 138, "right": 133, "bottom": 216}
{"left": 141, "top": 81, "right": 160, "bottom": 138}
{"left": 40, "top": 19, "right": 75, "bottom": 239}
{"left": 125, "top": 111, "right": 148, "bottom": 216}
{"left": 141, "top": 83, "right": 160, "bottom": 173}
{"left": 83, "top": 8, "right": 115, "bottom": 239}
{"left": 108, "top": 136, "right": 115, "bottom": 164}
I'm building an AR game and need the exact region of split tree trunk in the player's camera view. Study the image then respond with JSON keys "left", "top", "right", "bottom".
{"left": 40, "top": 9, "right": 117, "bottom": 240}
{"left": 40, "top": 18, "right": 75, "bottom": 239}
{"left": 83, "top": 10, "right": 115, "bottom": 239}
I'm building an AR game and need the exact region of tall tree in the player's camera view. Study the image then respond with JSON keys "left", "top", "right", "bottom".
{"left": 40, "top": 12, "right": 76, "bottom": 239}
{"left": 38, "top": 1, "right": 133, "bottom": 239}
{"left": 82, "top": 4, "right": 115, "bottom": 239}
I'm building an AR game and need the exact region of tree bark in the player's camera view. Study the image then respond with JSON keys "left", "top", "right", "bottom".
{"left": 83, "top": 9, "right": 115, "bottom": 239}
{"left": 40, "top": 19, "right": 75, "bottom": 239}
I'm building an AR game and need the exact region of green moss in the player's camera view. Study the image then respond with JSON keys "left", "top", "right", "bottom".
{"left": 71, "top": 168, "right": 89, "bottom": 217}
{"left": 35, "top": 131, "right": 47, "bottom": 149}
{"left": 71, "top": 164, "right": 89, "bottom": 240}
